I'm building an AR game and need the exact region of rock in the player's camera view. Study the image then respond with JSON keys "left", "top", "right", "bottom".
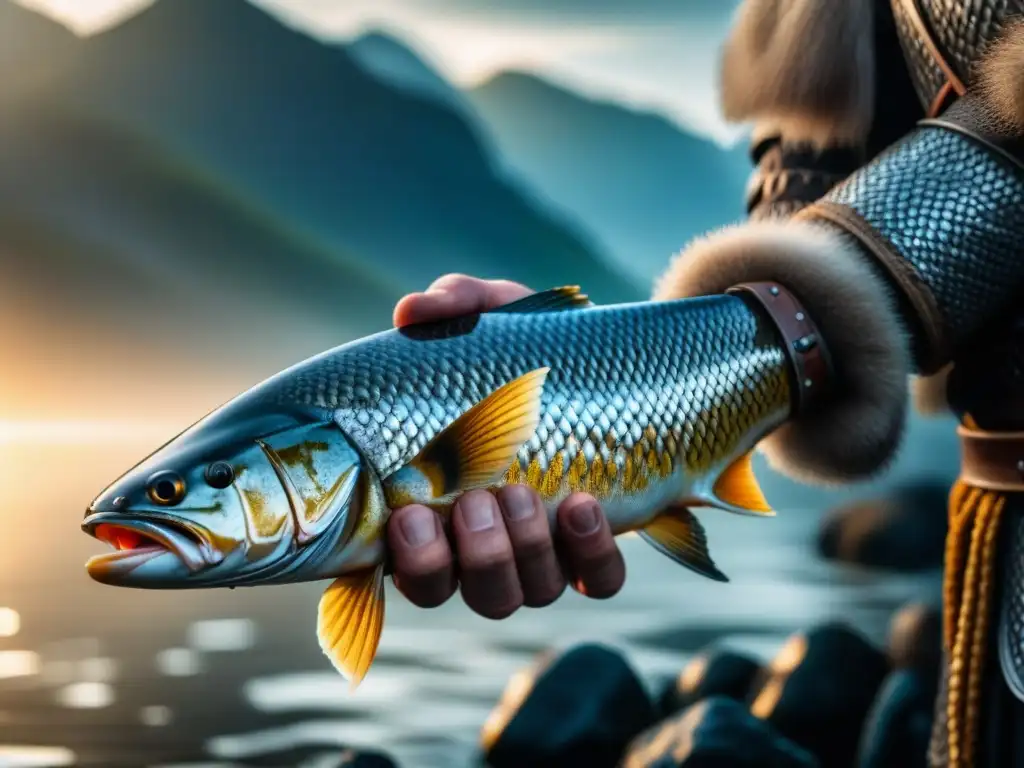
{"left": 857, "top": 670, "right": 935, "bottom": 768}
{"left": 886, "top": 603, "right": 942, "bottom": 680}
{"left": 657, "top": 648, "right": 763, "bottom": 717}
{"left": 816, "top": 482, "right": 949, "bottom": 571}
{"left": 749, "top": 622, "right": 890, "bottom": 768}
{"left": 623, "top": 697, "right": 818, "bottom": 767}
{"left": 481, "top": 643, "right": 657, "bottom": 768}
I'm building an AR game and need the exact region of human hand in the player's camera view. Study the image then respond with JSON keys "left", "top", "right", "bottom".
{"left": 387, "top": 274, "right": 627, "bottom": 618}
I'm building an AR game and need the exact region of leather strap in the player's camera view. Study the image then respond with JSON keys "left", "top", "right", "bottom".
{"left": 727, "top": 282, "right": 832, "bottom": 414}
{"left": 895, "top": 0, "right": 966, "bottom": 117}
{"left": 957, "top": 425, "right": 1024, "bottom": 492}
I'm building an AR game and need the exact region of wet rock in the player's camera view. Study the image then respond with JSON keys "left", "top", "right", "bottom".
{"left": 481, "top": 643, "right": 656, "bottom": 768}
{"left": 749, "top": 622, "right": 890, "bottom": 768}
{"left": 816, "top": 482, "right": 949, "bottom": 572}
{"left": 886, "top": 603, "right": 942, "bottom": 679}
{"left": 623, "top": 697, "right": 818, "bottom": 768}
{"left": 657, "top": 648, "right": 762, "bottom": 717}
{"left": 857, "top": 670, "right": 935, "bottom": 768}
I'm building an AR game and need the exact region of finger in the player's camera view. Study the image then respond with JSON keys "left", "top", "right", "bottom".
{"left": 387, "top": 505, "right": 456, "bottom": 608}
{"left": 555, "top": 493, "right": 626, "bottom": 599}
{"left": 393, "top": 274, "right": 532, "bottom": 327}
{"left": 452, "top": 489, "right": 524, "bottom": 619}
{"left": 495, "top": 485, "right": 566, "bottom": 608}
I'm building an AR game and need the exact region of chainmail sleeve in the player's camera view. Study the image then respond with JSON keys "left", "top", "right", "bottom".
{"left": 797, "top": 94, "right": 1024, "bottom": 374}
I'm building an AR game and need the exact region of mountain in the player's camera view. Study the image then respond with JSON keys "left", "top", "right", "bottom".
{"left": 468, "top": 72, "right": 752, "bottom": 282}
{"left": 30, "top": 0, "right": 634, "bottom": 299}
{"left": 347, "top": 29, "right": 470, "bottom": 116}
{"left": 0, "top": 0, "right": 641, "bottom": 417}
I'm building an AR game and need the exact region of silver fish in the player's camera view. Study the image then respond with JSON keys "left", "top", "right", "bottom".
{"left": 82, "top": 286, "right": 793, "bottom": 685}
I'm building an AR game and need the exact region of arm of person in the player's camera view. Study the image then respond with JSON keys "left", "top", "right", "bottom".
{"left": 657, "top": 4, "right": 1024, "bottom": 486}
{"left": 385, "top": 274, "right": 626, "bottom": 618}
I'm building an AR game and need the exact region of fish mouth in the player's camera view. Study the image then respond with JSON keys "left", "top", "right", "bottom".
{"left": 82, "top": 512, "right": 221, "bottom": 584}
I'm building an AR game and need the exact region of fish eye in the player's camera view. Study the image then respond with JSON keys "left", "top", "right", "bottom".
{"left": 204, "top": 462, "right": 235, "bottom": 489}
{"left": 146, "top": 471, "right": 186, "bottom": 506}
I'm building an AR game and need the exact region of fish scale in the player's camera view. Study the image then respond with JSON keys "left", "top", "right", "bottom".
{"left": 259, "top": 294, "right": 792, "bottom": 508}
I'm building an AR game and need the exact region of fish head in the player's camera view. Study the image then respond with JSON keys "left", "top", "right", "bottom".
{"left": 82, "top": 403, "right": 374, "bottom": 589}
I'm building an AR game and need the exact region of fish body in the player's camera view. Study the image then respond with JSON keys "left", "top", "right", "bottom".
{"left": 82, "top": 287, "right": 793, "bottom": 685}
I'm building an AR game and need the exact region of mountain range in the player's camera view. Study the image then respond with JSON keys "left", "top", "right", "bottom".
{"left": 0, "top": 0, "right": 751, "bottom": 420}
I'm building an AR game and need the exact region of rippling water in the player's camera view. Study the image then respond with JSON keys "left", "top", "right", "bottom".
{"left": 0, "top": 433, "right": 949, "bottom": 768}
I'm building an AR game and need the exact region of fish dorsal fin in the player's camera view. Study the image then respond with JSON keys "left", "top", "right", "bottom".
{"left": 701, "top": 451, "right": 774, "bottom": 517}
{"left": 317, "top": 564, "right": 385, "bottom": 689}
{"left": 401, "top": 367, "right": 550, "bottom": 500}
{"left": 638, "top": 505, "right": 728, "bottom": 582}
{"left": 489, "top": 286, "right": 591, "bottom": 314}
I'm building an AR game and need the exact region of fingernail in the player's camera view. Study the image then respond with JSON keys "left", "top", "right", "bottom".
{"left": 500, "top": 485, "right": 536, "bottom": 522}
{"left": 400, "top": 507, "right": 437, "bottom": 548}
{"left": 568, "top": 503, "right": 600, "bottom": 536}
{"left": 461, "top": 495, "right": 496, "bottom": 532}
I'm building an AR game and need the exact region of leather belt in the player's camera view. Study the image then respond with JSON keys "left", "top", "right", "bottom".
{"left": 728, "top": 281, "right": 832, "bottom": 415}
{"left": 958, "top": 425, "right": 1024, "bottom": 492}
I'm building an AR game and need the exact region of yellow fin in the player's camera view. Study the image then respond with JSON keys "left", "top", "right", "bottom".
{"left": 317, "top": 565, "right": 385, "bottom": 689}
{"left": 707, "top": 451, "right": 774, "bottom": 516}
{"left": 638, "top": 506, "right": 728, "bottom": 582}
{"left": 408, "top": 367, "right": 550, "bottom": 497}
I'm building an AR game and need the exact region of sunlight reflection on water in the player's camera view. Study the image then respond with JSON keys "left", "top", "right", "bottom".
{"left": 0, "top": 610, "right": 19, "bottom": 639}
{"left": 55, "top": 681, "right": 114, "bottom": 709}
{"left": 156, "top": 647, "right": 202, "bottom": 677}
{"left": 0, "top": 746, "right": 75, "bottom": 768}
{"left": 0, "top": 652, "right": 39, "bottom": 680}
{"left": 187, "top": 619, "right": 256, "bottom": 653}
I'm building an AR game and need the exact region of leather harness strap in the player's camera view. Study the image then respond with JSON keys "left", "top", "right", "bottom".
{"left": 727, "top": 282, "right": 832, "bottom": 415}
{"left": 958, "top": 425, "right": 1024, "bottom": 492}
{"left": 896, "top": 0, "right": 967, "bottom": 117}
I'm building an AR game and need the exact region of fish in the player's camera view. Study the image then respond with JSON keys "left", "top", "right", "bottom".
{"left": 82, "top": 286, "right": 794, "bottom": 687}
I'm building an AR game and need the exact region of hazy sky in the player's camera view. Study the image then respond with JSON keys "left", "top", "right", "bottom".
{"left": 15, "top": 0, "right": 745, "bottom": 144}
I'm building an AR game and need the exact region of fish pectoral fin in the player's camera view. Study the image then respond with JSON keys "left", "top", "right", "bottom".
{"left": 488, "top": 286, "right": 592, "bottom": 314}
{"left": 317, "top": 565, "right": 385, "bottom": 689}
{"left": 639, "top": 506, "right": 728, "bottom": 582}
{"left": 406, "top": 367, "right": 550, "bottom": 497}
{"left": 704, "top": 451, "right": 775, "bottom": 517}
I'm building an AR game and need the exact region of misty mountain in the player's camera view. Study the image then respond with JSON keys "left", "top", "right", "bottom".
{"left": 41, "top": 0, "right": 634, "bottom": 299}
{"left": 0, "top": 0, "right": 644, "bottom": 414}
{"left": 347, "top": 30, "right": 470, "bottom": 117}
{"left": 468, "top": 72, "right": 752, "bottom": 282}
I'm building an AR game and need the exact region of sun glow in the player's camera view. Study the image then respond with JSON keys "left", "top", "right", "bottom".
{"left": 0, "top": 420, "right": 175, "bottom": 444}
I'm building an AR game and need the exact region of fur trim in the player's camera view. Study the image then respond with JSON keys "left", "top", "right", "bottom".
{"left": 910, "top": 364, "right": 952, "bottom": 416}
{"left": 976, "top": 19, "right": 1024, "bottom": 132}
{"left": 720, "top": 0, "right": 876, "bottom": 147}
{"left": 654, "top": 220, "right": 911, "bottom": 486}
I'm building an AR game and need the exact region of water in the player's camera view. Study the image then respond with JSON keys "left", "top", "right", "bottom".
{"left": 0, "top": 439, "right": 943, "bottom": 767}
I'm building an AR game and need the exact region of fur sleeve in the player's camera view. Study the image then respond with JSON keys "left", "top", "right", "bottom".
{"left": 720, "top": 0, "right": 876, "bottom": 147}
{"left": 654, "top": 220, "right": 911, "bottom": 486}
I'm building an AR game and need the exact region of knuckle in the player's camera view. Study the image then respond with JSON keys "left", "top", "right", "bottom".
{"left": 397, "top": 545, "right": 451, "bottom": 581}
{"left": 459, "top": 535, "right": 514, "bottom": 570}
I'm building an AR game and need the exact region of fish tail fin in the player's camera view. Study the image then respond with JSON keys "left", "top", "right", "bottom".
{"left": 639, "top": 505, "right": 729, "bottom": 582}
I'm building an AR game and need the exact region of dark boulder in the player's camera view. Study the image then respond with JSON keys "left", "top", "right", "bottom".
{"left": 856, "top": 670, "right": 935, "bottom": 768}
{"left": 816, "top": 482, "right": 949, "bottom": 572}
{"left": 481, "top": 643, "right": 657, "bottom": 768}
{"left": 657, "top": 648, "right": 762, "bottom": 717}
{"left": 749, "top": 622, "right": 890, "bottom": 768}
{"left": 623, "top": 697, "right": 818, "bottom": 767}
{"left": 886, "top": 602, "right": 942, "bottom": 680}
